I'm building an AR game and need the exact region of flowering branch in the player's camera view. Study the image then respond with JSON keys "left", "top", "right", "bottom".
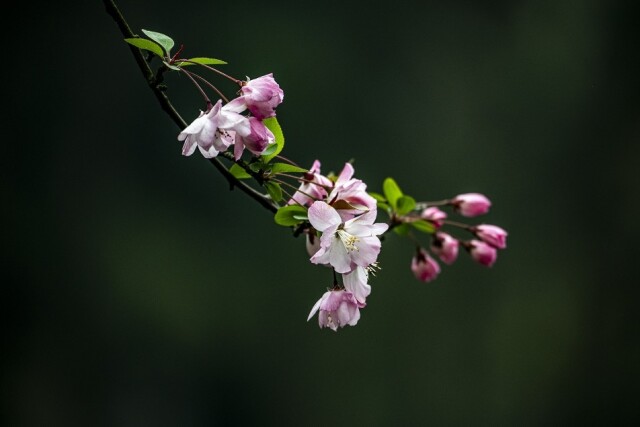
{"left": 102, "top": 0, "right": 277, "bottom": 213}
{"left": 104, "top": 0, "right": 509, "bottom": 332}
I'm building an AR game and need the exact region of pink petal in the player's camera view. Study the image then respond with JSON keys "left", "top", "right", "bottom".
{"left": 308, "top": 202, "right": 342, "bottom": 232}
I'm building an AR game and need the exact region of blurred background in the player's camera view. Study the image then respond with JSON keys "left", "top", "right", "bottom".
{"left": 4, "top": 0, "right": 639, "bottom": 425}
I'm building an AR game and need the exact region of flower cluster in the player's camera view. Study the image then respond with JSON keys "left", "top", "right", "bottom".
{"left": 409, "top": 193, "right": 508, "bottom": 282}
{"left": 178, "top": 74, "right": 284, "bottom": 160}
{"left": 121, "top": 28, "right": 509, "bottom": 333}
{"left": 289, "top": 162, "right": 387, "bottom": 331}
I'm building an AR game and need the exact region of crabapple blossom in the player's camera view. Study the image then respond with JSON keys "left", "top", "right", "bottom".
{"left": 241, "top": 73, "right": 284, "bottom": 120}
{"left": 306, "top": 233, "right": 322, "bottom": 258}
{"left": 421, "top": 207, "right": 447, "bottom": 228}
{"left": 288, "top": 160, "right": 332, "bottom": 207}
{"left": 473, "top": 224, "right": 508, "bottom": 249}
{"left": 342, "top": 266, "right": 371, "bottom": 304}
{"left": 430, "top": 232, "right": 459, "bottom": 265}
{"left": 327, "top": 163, "right": 377, "bottom": 221}
{"left": 178, "top": 99, "right": 250, "bottom": 158}
{"left": 233, "top": 116, "right": 274, "bottom": 160}
{"left": 307, "top": 289, "right": 362, "bottom": 331}
{"left": 308, "top": 202, "right": 388, "bottom": 274}
{"left": 411, "top": 249, "right": 441, "bottom": 282}
{"left": 469, "top": 240, "right": 498, "bottom": 267}
{"left": 452, "top": 193, "right": 491, "bottom": 217}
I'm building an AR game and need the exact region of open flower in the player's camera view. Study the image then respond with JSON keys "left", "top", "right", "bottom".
{"left": 178, "top": 99, "right": 250, "bottom": 158}
{"left": 411, "top": 249, "right": 441, "bottom": 282}
{"left": 241, "top": 73, "right": 284, "bottom": 120}
{"left": 307, "top": 289, "right": 361, "bottom": 331}
{"left": 327, "top": 163, "right": 377, "bottom": 221}
{"left": 308, "top": 201, "right": 388, "bottom": 274}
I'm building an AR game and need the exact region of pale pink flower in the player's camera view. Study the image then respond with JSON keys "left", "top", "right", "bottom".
{"left": 178, "top": 99, "right": 250, "bottom": 158}
{"left": 421, "top": 207, "right": 447, "bottom": 228}
{"left": 241, "top": 73, "right": 284, "bottom": 120}
{"left": 469, "top": 240, "right": 498, "bottom": 266}
{"left": 452, "top": 193, "right": 491, "bottom": 217}
{"left": 473, "top": 224, "right": 508, "bottom": 249}
{"left": 327, "top": 163, "right": 377, "bottom": 221}
{"left": 430, "top": 232, "right": 459, "bottom": 265}
{"left": 233, "top": 117, "right": 274, "bottom": 160}
{"left": 288, "top": 160, "right": 333, "bottom": 207}
{"left": 411, "top": 249, "right": 440, "bottom": 282}
{"left": 308, "top": 201, "right": 388, "bottom": 274}
{"left": 307, "top": 290, "right": 362, "bottom": 331}
{"left": 342, "top": 266, "right": 371, "bottom": 304}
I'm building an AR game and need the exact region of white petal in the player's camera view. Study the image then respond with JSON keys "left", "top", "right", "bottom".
{"left": 308, "top": 202, "right": 342, "bottom": 232}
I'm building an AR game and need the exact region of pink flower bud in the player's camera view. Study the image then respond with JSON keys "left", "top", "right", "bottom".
{"left": 411, "top": 249, "right": 441, "bottom": 282}
{"left": 421, "top": 207, "right": 447, "bottom": 228}
{"left": 241, "top": 73, "right": 284, "bottom": 120}
{"left": 233, "top": 117, "right": 274, "bottom": 160}
{"left": 474, "top": 224, "right": 508, "bottom": 249}
{"left": 430, "top": 232, "right": 459, "bottom": 265}
{"left": 469, "top": 240, "right": 497, "bottom": 267}
{"left": 452, "top": 193, "right": 491, "bottom": 217}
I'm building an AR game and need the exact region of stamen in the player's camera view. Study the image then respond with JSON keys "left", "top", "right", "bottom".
{"left": 337, "top": 230, "right": 359, "bottom": 252}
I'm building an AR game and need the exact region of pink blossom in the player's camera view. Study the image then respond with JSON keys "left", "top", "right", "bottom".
{"left": 452, "top": 193, "right": 491, "bottom": 217}
{"left": 233, "top": 117, "right": 274, "bottom": 160}
{"left": 327, "top": 163, "right": 377, "bottom": 221}
{"left": 411, "top": 249, "right": 440, "bottom": 282}
{"left": 421, "top": 207, "right": 447, "bottom": 228}
{"left": 342, "top": 266, "right": 371, "bottom": 304}
{"left": 288, "top": 160, "right": 333, "bottom": 207}
{"left": 474, "top": 224, "right": 508, "bottom": 249}
{"left": 430, "top": 232, "right": 459, "bottom": 265}
{"left": 241, "top": 73, "right": 284, "bottom": 120}
{"left": 469, "top": 240, "right": 498, "bottom": 267}
{"left": 308, "top": 201, "right": 388, "bottom": 274}
{"left": 307, "top": 290, "right": 362, "bottom": 331}
{"left": 178, "top": 99, "right": 250, "bottom": 158}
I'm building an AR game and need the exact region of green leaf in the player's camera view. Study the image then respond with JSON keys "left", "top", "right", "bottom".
{"left": 260, "top": 144, "right": 278, "bottom": 157}
{"left": 229, "top": 164, "right": 252, "bottom": 179}
{"left": 377, "top": 201, "right": 391, "bottom": 211}
{"left": 176, "top": 57, "right": 227, "bottom": 66}
{"left": 261, "top": 117, "right": 284, "bottom": 162}
{"left": 141, "top": 29, "right": 174, "bottom": 56}
{"left": 265, "top": 181, "right": 283, "bottom": 202}
{"left": 396, "top": 195, "right": 416, "bottom": 215}
{"left": 270, "top": 163, "right": 308, "bottom": 175}
{"left": 410, "top": 219, "right": 436, "bottom": 234}
{"left": 369, "top": 192, "right": 387, "bottom": 203}
{"left": 162, "top": 61, "right": 181, "bottom": 71}
{"left": 124, "top": 38, "right": 164, "bottom": 58}
{"left": 383, "top": 177, "right": 403, "bottom": 210}
{"left": 274, "top": 205, "right": 308, "bottom": 226}
{"left": 292, "top": 214, "right": 309, "bottom": 221}
{"left": 393, "top": 223, "right": 410, "bottom": 236}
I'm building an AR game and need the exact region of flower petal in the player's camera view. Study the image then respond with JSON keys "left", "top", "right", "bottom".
{"left": 308, "top": 202, "right": 342, "bottom": 232}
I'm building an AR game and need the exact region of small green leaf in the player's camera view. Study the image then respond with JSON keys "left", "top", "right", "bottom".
{"left": 261, "top": 117, "right": 284, "bottom": 162}
{"left": 396, "top": 195, "right": 416, "bottom": 215}
{"left": 265, "top": 181, "right": 283, "bottom": 202}
{"left": 229, "top": 164, "right": 252, "bottom": 179}
{"left": 393, "top": 223, "right": 410, "bottom": 236}
{"left": 410, "top": 220, "right": 436, "bottom": 234}
{"left": 270, "top": 163, "right": 308, "bottom": 175}
{"left": 163, "top": 61, "right": 181, "bottom": 71}
{"left": 141, "top": 29, "right": 174, "bottom": 55}
{"left": 369, "top": 192, "right": 387, "bottom": 203}
{"left": 176, "top": 57, "right": 227, "bottom": 66}
{"left": 383, "top": 177, "right": 403, "bottom": 210}
{"left": 292, "top": 214, "right": 309, "bottom": 221}
{"left": 274, "top": 205, "right": 308, "bottom": 226}
{"left": 124, "top": 38, "right": 164, "bottom": 57}
{"left": 377, "top": 201, "right": 391, "bottom": 211}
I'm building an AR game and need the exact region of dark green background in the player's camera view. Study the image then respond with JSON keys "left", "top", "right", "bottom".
{"left": 5, "top": 0, "right": 638, "bottom": 425}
